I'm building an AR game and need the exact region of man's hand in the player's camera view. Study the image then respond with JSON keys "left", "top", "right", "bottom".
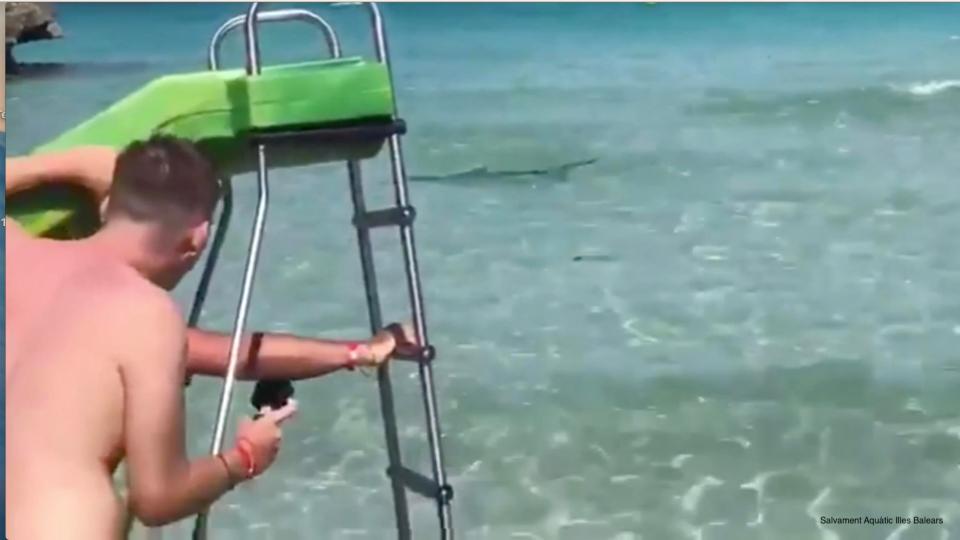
{"left": 228, "top": 400, "right": 298, "bottom": 479}
{"left": 363, "top": 323, "right": 418, "bottom": 367}
{"left": 6, "top": 146, "right": 118, "bottom": 200}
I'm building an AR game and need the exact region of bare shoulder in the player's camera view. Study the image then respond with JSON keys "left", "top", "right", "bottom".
{"left": 121, "top": 275, "right": 182, "bottom": 328}
{"left": 96, "top": 273, "right": 188, "bottom": 378}
{"left": 4, "top": 216, "right": 31, "bottom": 246}
{"left": 130, "top": 283, "right": 183, "bottom": 327}
{"left": 4, "top": 219, "right": 31, "bottom": 276}
{"left": 88, "top": 267, "right": 186, "bottom": 346}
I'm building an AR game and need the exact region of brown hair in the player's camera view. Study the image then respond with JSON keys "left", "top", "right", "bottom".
{"left": 106, "top": 135, "right": 220, "bottom": 226}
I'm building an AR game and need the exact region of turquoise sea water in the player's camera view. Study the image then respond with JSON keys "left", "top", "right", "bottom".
{"left": 7, "top": 3, "right": 960, "bottom": 539}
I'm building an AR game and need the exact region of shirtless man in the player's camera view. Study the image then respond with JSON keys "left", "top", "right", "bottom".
{"left": 6, "top": 144, "right": 407, "bottom": 381}
{"left": 5, "top": 138, "right": 411, "bottom": 539}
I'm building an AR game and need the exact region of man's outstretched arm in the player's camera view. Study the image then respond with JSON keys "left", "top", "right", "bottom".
{"left": 184, "top": 326, "right": 405, "bottom": 380}
{"left": 5, "top": 147, "right": 117, "bottom": 198}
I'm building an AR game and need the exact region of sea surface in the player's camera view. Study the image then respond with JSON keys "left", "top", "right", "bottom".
{"left": 6, "top": 3, "right": 960, "bottom": 539}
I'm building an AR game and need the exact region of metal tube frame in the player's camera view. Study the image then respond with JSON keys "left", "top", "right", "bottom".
{"left": 207, "top": 8, "right": 341, "bottom": 70}
{"left": 191, "top": 3, "right": 268, "bottom": 539}
{"left": 189, "top": 6, "right": 345, "bottom": 538}
{"left": 186, "top": 3, "right": 454, "bottom": 539}
{"left": 185, "top": 4, "right": 342, "bottom": 381}
{"left": 186, "top": 179, "right": 233, "bottom": 330}
{"left": 338, "top": 3, "right": 455, "bottom": 539}
{"left": 189, "top": 5, "right": 342, "bottom": 366}
{"left": 189, "top": 6, "right": 345, "bottom": 539}
{"left": 346, "top": 160, "right": 413, "bottom": 536}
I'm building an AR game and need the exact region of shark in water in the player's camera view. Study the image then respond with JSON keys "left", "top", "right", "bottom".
{"left": 410, "top": 158, "right": 597, "bottom": 183}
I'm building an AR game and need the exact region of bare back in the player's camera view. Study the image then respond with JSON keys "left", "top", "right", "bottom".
{"left": 5, "top": 224, "right": 180, "bottom": 540}
{"left": 5, "top": 223, "right": 91, "bottom": 374}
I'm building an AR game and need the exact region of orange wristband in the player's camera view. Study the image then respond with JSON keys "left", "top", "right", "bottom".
{"left": 345, "top": 342, "right": 361, "bottom": 371}
{"left": 235, "top": 438, "right": 257, "bottom": 478}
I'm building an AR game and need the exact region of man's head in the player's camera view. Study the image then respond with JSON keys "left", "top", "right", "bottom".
{"left": 101, "top": 135, "right": 220, "bottom": 288}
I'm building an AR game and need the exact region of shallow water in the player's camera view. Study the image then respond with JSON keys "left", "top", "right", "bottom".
{"left": 6, "top": 3, "right": 960, "bottom": 539}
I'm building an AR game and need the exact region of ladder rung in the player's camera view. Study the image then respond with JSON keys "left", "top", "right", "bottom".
{"left": 353, "top": 206, "right": 416, "bottom": 229}
{"left": 387, "top": 465, "right": 454, "bottom": 502}
{"left": 392, "top": 344, "right": 436, "bottom": 363}
{"left": 248, "top": 117, "right": 407, "bottom": 144}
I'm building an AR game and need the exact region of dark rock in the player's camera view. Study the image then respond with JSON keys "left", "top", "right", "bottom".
{"left": 6, "top": 3, "right": 64, "bottom": 73}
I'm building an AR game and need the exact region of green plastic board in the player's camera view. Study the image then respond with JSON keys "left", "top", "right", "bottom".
{"left": 7, "top": 57, "right": 395, "bottom": 238}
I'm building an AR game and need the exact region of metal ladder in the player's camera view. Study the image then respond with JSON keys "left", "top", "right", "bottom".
{"left": 187, "top": 4, "right": 454, "bottom": 539}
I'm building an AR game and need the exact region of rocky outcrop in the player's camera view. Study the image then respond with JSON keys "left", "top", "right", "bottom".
{"left": 6, "top": 2, "right": 63, "bottom": 73}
